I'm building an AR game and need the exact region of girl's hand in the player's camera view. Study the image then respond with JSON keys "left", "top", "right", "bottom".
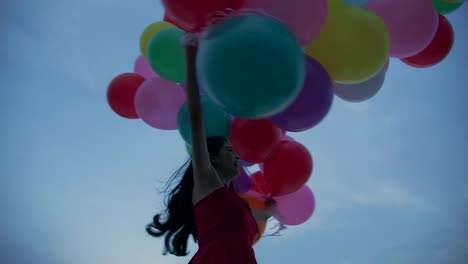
{"left": 251, "top": 198, "right": 278, "bottom": 222}
{"left": 182, "top": 32, "right": 199, "bottom": 47}
{"left": 263, "top": 198, "right": 278, "bottom": 219}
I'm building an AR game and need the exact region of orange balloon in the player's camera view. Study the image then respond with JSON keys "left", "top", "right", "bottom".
{"left": 239, "top": 194, "right": 266, "bottom": 210}
{"left": 239, "top": 193, "right": 267, "bottom": 245}
{"left": 253, "top": 221, "right": 267, "bottom": 245}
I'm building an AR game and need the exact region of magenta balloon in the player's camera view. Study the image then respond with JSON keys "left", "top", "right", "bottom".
{"left": 333, "top": 62, "right": 387, "bottom": 102}
{"left": 135, "top": 78, "right": 186, "bottom": 130}
{"left": 269, "top": 57, "right": 333, "bottom": 132}
{"left": 243, "top": 0, "right": 328, "bottom": 45}
{"left": 134, "top": 55, "right": 159, "bottom": 79}
{"left": 274, "top": 185, "right": 315, "bottom": 225}
{"left": 232, "top": 167, "right": 252, "bottom": 193}
{"left": 366, "top": 0, "right": 439, "bottom": 58}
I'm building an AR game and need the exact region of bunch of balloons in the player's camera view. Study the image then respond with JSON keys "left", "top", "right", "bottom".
{"left": 106, "top": 0, "right": 463, "bottom": 244}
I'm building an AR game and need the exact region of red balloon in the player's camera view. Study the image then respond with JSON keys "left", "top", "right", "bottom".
{"left": 163, "top": 12, "right": 178, "bottom": 27}
{"left": 263, "top": 141, "right": 313, "bottom": 196}
{"left": 162, "top": 0, "right": 245, "bottom": 32}
{"left": 401, "top": 14, "right": 454, "bottom": 68}
{"left": 229, "top": 118, "right": 283, "bottom": 163}
{"left": 251, "top": 171, "right": 269, "bottom": 195}
{"left": 107, "top": 73, "right": 145, "bottom": 119}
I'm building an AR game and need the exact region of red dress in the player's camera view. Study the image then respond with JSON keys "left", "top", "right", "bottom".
{"left": 189, "top": 186, "right": 258, "bottom": 264}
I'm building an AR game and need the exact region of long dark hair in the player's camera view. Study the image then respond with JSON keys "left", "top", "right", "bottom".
{"left": 146, "top": 136, "right": 227, "bottom": 256}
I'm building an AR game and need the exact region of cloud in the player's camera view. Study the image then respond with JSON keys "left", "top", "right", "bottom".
{"left": 313, "top": 165, "right": 433, "bottom": 211}
{"left": 368, "top": 227, "right": 468, "bottom": 264}
{"left": 289, "top": 176, "right": 436, "bottom": 237}
{"left": 346, "top": 181, "right": 433, "bottom": 210}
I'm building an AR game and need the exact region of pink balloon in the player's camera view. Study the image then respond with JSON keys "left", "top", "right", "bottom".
{"left": 274, "top": 185, "right": 315, "bottom": 225}
{"left": 135, "top": 77, "right": 186, "bottom": 130}
{"left": 243, "top": 0, "right": 328, "bottom": 45}
{"left": 134, "top": 55, "right": 159, "bottom": 79}
{"left": 366, "top": 0, "right": 439, "bottom": 58}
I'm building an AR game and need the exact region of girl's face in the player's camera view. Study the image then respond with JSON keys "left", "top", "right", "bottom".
{"left": 215, "top": 142, "right": 240, "bottom": 183}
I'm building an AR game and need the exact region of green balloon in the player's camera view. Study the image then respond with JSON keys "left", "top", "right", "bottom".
{"left": 432, "top": 0, "right": 464, "bottom": 14}
{"left": 177, "top": 96, "right": 232, "bottom": 144}
{"left": 147, "top": 27, "right": 186, "bottom": 83}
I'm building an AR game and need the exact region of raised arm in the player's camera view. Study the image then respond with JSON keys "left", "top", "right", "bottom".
{"left": 185, "top": 44, "right": 224, "bottom": 205}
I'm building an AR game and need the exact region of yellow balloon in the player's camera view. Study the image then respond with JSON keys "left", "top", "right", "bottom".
{"left": 329, "top": 0, "right": 351, "bottom": 10}
{"left": 139, "top": 21, "right": 174, "bottom": 60}
{"left": 305, "top": 3, "right": 390, "bottom": 84}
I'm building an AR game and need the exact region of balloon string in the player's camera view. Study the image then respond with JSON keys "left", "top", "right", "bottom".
{"left": 243, "top": 166, "right": 287, "bottom": 237}
{"left": 181, "top": 32, "right": 200, "bottom": 47}
{"left": 204, "top": 8, "right": 235, "bottom": 27}
{"left": 264, "top": 219, "right": 287, "bottom": 237}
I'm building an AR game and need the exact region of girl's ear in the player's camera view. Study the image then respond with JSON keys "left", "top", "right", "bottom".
{"left": 210, "top": 155, "right": 218, "bottom": 165}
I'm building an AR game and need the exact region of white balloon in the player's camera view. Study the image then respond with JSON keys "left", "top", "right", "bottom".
{"left": 333, "top": 63, "right": 388, "bottom": 102}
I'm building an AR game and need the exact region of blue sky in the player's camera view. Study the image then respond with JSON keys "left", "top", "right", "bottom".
{"left": 1, "top": 1, "right": 467, "bottom": 264}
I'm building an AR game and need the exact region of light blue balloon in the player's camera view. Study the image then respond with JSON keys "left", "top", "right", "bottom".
{"left": 185, "top": 143, "right": 192, "bottom": 156}
{"left": 196, "top": 14, "right": 305, "bottom": 118}
{"left": 177, "top": 96, "right": 232, "bottom": 144}
{"left": 342, "top": 0, "right": 369, "bottom": 6}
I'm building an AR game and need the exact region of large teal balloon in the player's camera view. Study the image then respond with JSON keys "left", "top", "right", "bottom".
{"left": 196, "top": 14, "right": 306, "bottom": 118}
{"left": 177, "top": 96, "right": 232, "bottom": 144}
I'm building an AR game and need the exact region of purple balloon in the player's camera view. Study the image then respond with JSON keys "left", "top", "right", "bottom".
{"left": 232, "top": 167, "right": 252, "bottom": 193}
{"left": 134, "top": 55, "right": 158, "bottom": 79}
{"left": 269, "top": 57, "right": 333, "bottom": 132}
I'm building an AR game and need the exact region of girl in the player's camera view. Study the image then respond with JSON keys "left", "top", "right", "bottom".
{"left": 146, "top": 39, "right": 277, "bottom": 263}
